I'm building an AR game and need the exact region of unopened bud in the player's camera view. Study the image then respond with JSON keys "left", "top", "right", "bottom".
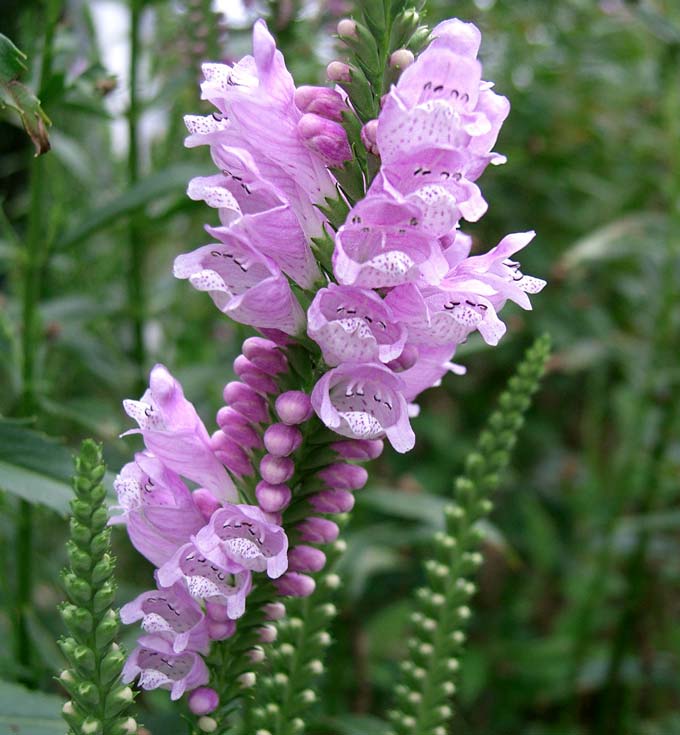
{"left": 337, "top": 18, "right": 357, "bottom": 37}
{"left": 326, "top": 60, "right": 351, "bottom": 82}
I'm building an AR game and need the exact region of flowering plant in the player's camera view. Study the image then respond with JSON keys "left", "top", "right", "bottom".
{"left": 63, "top": 5, "right": 547, "bottom": 734}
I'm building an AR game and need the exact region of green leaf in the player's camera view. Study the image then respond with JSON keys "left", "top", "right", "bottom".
{"left": 58, "top": 163, "right": 204, "bottom": 250}
{"left": 0, "top": 420, "right": 73, "bottom": 514}
{"left": 0, "top": 680, "right": 64, "bottom": 734}
{"left": 0, "top": 33, "right": 51, "bottom": 155}
{"left": 320, "top": 714, "right": 391, "bottom": 735}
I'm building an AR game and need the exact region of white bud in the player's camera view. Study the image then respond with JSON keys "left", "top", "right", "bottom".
{"left": 334, "top": 539, "right": 347, "bottom": 553}
{"left": 115, "top": 686, "right": 134, "bottom": 703}
{"left": 419, "top": 642, "right": 434, "bottom": 656}
{"left": 121, "top": 718, "right": 137, "bottom": 735}
{"left": 82, "top": 720, "right": 102, "bottom": 735}
{"left": 431, "top": 593, "right": 445, "bottom": 607}
{"left": 239, "top": 672, "right": 256, "bottom": 688}
{"left": 413, "top": 667, "right": 426, "bottom": 680}
{"left": 408, "top": 691, "right": 422, "bottom": 704}
{"left": 198, "top": 716, "right": 218, "bottom": 733}
{"left": 274, "top": 672, "right": 289, "bottom": 686}
{"left": 317, "top": 631, "right": 332, "bottom": 646}
{"left": 337, "top": 18, "right": 357, "bottom": 37}
{"left": 279, "top": 643, "right": 295, "bottom": 658}
{"left": 457, "top": 605, "right": 471, "bottom": 620}
{"left": 452, "top": 630, "right": 466, "bottom": 644}
{"left": 308, "top": 659, "right": 324, "bottom": 674}
{"left": 62, "top": 701, "right": 76, "bottom": 716}
{"left": 300, "top": 689, "right": 316, "bottom": 703}
{"left": 402, "top": 715, "right": 416, "bottom": 728}
{"left": 324, "top": 573, "right": 341, "bottom": 590}
{"left": 447, "top": 658, "right": 460, "bottom": 672}
{"left": 389, "top": 48, "right": 415, "bottom": 69}
{"left": 422, "top": 617, "right": 437, "bottom": 632}
{"left": 248, "top": 646, "right": 266, "bottom": 663}
{"left": 443, "top": 681, "right": 456, "bottom": 695}
{"left": 320, "top": 603, "right": 337, "bottom": 617}
{"left": 289, "top": 617, "right": 304, "bottom": 630}
{"left": 265, "top": 703, "right": 280, "bottom": 716}
{"left": 438, "top": 705, "right": 452, "bottom": 719}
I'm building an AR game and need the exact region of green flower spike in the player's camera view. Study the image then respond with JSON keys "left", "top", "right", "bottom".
{"left": 389, "top": 335, "right": 552, "bottom": 735}
{"left": 58, "top": 440, "right": 137, "bottom": 735}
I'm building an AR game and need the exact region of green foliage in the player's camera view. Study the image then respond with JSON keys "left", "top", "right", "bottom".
{"left": 0, "top": 33, "right": 51, "bottom": 155}
{"left": 0, "top": 679, "right": 64, "bottom": 734}
{"left": 388, "top": 336, "right": 551, "bottom": 735}
{"left": 58, "top": 440, "right": 136, "bottom": 735}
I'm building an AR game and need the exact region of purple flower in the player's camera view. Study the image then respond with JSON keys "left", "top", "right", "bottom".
{"left": 187, "top": 146, "right": 320, "bottom": 289}
{"left": 122, "top": 635, "right": 209, "bottom": 700}
{"left": 333, "top": 193, "right": 448, "bottom": 288}
{"left": 445, "top": 231, "right": 546, "bottom": 309}
{"left": 120, "top": 582, "right": 209, "bottom": 654}
{"left": 385, "top": 282, "right": 508, "bottom": 347}
{"left": 307, "top": 284, "right": 407, "bottom": 366}
{"left": 194, "top": 505, "right": 288, "bottom": 579}
{"left": 195, "top": 20, "right": 336, "bottom": 239}
{"left": 294, "top": 85, "right": 346, "bottom": 121}
{"left": 111, "top": 454, "right": 207, "bottom": 567}
{"left": 311, "top": 363, "right": 415, "bottom": 453}
{"left": 173, "top": 226, "right": 305, "bottom": 336}
{"left": 158, "top": 543, "right": 252, "bottom": 619}
{"left": 122, "top": 365, "right": 235, "bottom": 504}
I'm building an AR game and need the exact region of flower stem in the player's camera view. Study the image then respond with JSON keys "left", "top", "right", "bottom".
{"left": 127, "top": 0, "right": 146, "bottom": 394}
{"left": 14, "top": 0, "right": 60, "bottom": 679}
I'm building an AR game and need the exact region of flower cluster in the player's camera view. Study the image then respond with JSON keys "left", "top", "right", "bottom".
{"left": 114, "top": 14, "right": 544, "bottom": 715}
{"left": 114, "top": 350, "right": 378, "bottom": 707}
{"left": 308, "top": 18, "right": 545, "bottom": 453}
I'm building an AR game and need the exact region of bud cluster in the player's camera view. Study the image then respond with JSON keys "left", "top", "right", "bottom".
{"left": 389, "top": 336, "right": 551, "bottom": 735}
{"left": 58, "top": 441, "right": 137, "bottom": 735}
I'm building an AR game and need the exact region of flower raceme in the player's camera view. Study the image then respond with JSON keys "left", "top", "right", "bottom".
{"left": 114, "top": 15, "right": 544, "bottom": 713}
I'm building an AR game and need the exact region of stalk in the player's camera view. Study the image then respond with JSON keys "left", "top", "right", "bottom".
{"left": 596, "top": 31, "right": 680, "bottom": 734}
{"left": 14, "top": 0, "right": 60, "bottom": 678}
{"left": 127, "top": 0, "right": 146, "bottom": 393}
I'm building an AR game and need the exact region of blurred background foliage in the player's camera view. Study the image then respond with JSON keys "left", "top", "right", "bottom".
{"left": 0, "top": 0, "right": 679, "bottom": 734}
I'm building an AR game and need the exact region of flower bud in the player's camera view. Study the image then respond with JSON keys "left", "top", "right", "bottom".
{"left": 298, "top": 113, "right": 351, "bottom": 166}
{"left": 216, "top": 407, "right": 262, "bottom": 449}
{"left": 274, "top": 572, "right": 316, "bottom": 597}
{"left": 255, "top": 481, "right": 292, "bottom": 513}
{"left": 208, "top": 619, "right": 236, "bottom": 640}
{"left": 204, "top": 600, "right": 227, "bottom": 621}
{"left": 336, "top": 18, "right": 357, "bottom": 37}
{"left": 198, "top": 717, "right": 218, "bottom": 733}
{"left": 318, "top": 462, "right": 368, "bottom": 491}
{"left": 326, "top": 60, "right": 351, "bottom": 82}
{"left": 297, "top": 517, "right": 339, "bottom": 544}
{"left": 310, "top": 489, "right": 355, "bottom": 513}
{"left": 361, "top": 119, "right": 379, "bottom": 155}
{"left": 263, "top": 601, "right": 286, "bottom": 620}
{"left": 242, "top": 337, "right": 287, "bottom": 375}
{"left": 288, "top": 545, "right": 327, "bottom": 573}
{"left": 389, "top": 48, "right": 415, "bottom": 69}
{"left": 258, "top": 624, "right": 278, "bottom": 643}
{"left": 213, "top": 433, "right": 254, "bottom": 477}
{"left": 263, "top": 424, "right": 303, "bottom": 457}
{"left": 294, "top": 85, "right": 346, "bottom": 122}
{"left": 223, "top": 381, "right": 269, "bottom": 423}
{"left": 386, "top": 343, "right": 419, "bottom": 371}
{"left": 189, "top": 687, "right": 220, "bottom": 715}
{"left": 260, "top": 454, "right": 294, "bottom": 485}
{"left": 233, "top": 355, "right": 279, "bottom": 394}
{"left": 331, "top": 438, "right": 384, "bottom": 460}
{"left": 275, "top": 391, "right": 313, "bottom": 425}
{"left": 193, "top": 488, "right": 222, "bottom": 519}
{"left": 239, "top": 672, "right": 256, "bottom": 688}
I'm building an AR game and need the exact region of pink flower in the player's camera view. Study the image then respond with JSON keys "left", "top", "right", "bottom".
{"left": 120, "top": 582, "right": 209, "bottom": 654}
{"left": 307, "top": 284, "right": 407, "bottom": 366}
{"left": 111, "top": 454, "right": 206, "bottom": 567}
{"left": 173, "top": 227, "right": 305, "bottom": 336}
{"left": 122, "top": 365, "right": 236, "bottom": 503}
{"left": 333, "top": 193, "right": 448, "bottom": 288}
{"left": 194, "top": 504, "right": 289, "bottom": 579}
{"left": 158, "top": 543, "right": 252, "bottom": 620}
{"left": 122, "top": 635, "right": 209, "bottom": 700}
{"left": 311, "top": 363, "right": 415, "bottom": 453}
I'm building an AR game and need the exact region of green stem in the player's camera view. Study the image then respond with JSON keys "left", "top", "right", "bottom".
{"left": 596, "top": 34, "right": 680, "bottom": 734}
{"left": 14, "top": 0, "right": 60, "bottom": 679}
{"left": 127, "top": 0, "right": 146, "bottom": 393}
